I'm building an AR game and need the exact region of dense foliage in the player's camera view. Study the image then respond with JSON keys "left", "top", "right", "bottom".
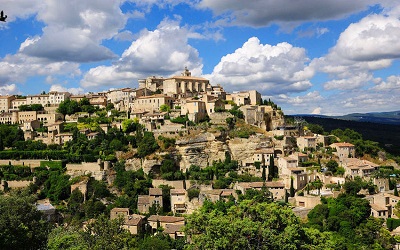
{"left": 0, "top": 190, "right": 50, "bottom": 250}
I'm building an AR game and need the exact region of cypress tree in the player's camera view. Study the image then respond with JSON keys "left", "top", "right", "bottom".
{"left": 262, "top": 165, "right": 266, "bottom": 182}
{"left": 290, "top": 177, "right": 295, "bottom": 197}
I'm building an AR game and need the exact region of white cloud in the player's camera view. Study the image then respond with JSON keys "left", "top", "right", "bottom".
{"left": 334, "top": 14, "right": 400, "bottom": 62}
{"left": 0, "top": 84, "right": 18, "bottom": 95}
{"left": 0, "top": 0, "right": 44, "bottom": 22}
{"left": 312, "top": 11, "right": 400, "bottom": 91}
{"left": 0, "top": 54, "right": 81, "bottom": 87}
{"left": 49, "top": 84, "right": 84, "bottom": 95}
{"left": 323, "top": 73, "right": 373, "bottom": 90}
{"left": 81, "top": 17, "right": 203, "bottom": 89}
{"left": 372, "top": 75, "right": 400, "bottom": 91}
{"left": 19, "top": 0, "right": 126, "bottom": 62}
{"left": 311, "top": 107, "right": 322, "bottom": 114}
{"left": 208, "top": 37, "right": 314, "bottom": 95}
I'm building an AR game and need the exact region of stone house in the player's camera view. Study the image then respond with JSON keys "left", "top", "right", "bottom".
{"left": 170, "top": 189, "right": 187, "bottom": 214}
{"left": 342, "top": 158, "right": 378, "bottom": 178}
{"left": 289, "top": 152, "right": 308, "bottom": 163}
{"left": 110, "top": 208, "right": 146, "bottom": 235}
{"left": 133, "top": 94, "right": 174, "bottom": 113}
{"left": 330, "top": 142, "right": 355, "bottom": 159}
{"left": 147, "top": 215, "right": 185, "bottom": 232}
{"left": 367, "top": 193, "right": 400, "bottom": 219}
{"left": 293, "top": 195, "right": 322, "bottom": 209}
{"left": 370, "top": 203, "right": 389, "bottom": 219}
{"left": 137, "top": 188, "right": 163, "bottom": 213}
{"left": 110, "top": 207, "right": 130, "bottom": 220}
{"left": 164, "top": 224, "right": 185, "bottom": 240}
{"left": 54, "top": 133, "right": 73, "bottom": 145}
{"left": 296, "top": 136, "right": 317, "bottom": 151}
{"left": 123, "top": 215, "right": 146, "bottom": 235}
{"left": 11, "top": 98, "right": 27, "bottom": 110}
{"left": 278, "top": 157, "right": 298, "bottom": 172}
{"left": 199, "top": 94, "right": 224, "bottom": 114}
{"left": 180, "top": 99, "right": 207, "bottom": 123}
{"left": 137, "top": 195, "right": 150, "bottom": 214}
{"left": 373, "top": 178, "right": 389, "bottom": 192}
{"left": 252, "top": 148, "right": 274, "bottom": 167}
{"left": 149, "top": 188, "right": 163, "bottom": 208}
{"left": 233, "top": 181, "right": 285, "bottom": 200}
{"left": 0, "top": 95, "right": 15, "bottom": 112}
{"left": 199, "top": 189, "right": 237, "bottom": 203}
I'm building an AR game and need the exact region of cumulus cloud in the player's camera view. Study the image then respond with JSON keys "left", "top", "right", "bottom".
{"left": 19, "top": 0, "right": 126, "bottom": 62}
{"left": 49, "top": 84, "right": 84, "bottom": 95}
{"left": 208, "top": 37, "right": 314, "bottom": 95}
{"left": 0, "top": 0, "right": 43, "bottom": 22}
{"left": 0, "top": 84, "right": 18, "bottom": 95}
{"left": 81, "top": 17, "right": 203, "bottom": 89}
{"left": 323, "top": 73, "right": 373, "bottom": 90}
{"left": 311, "top": 11, "right": 400, "bottom": 91}
{"left": 372, "top": 75, "right": 400, "bottom": 92}
{"left": 334, "top": 14, "right": 400, "bottom": 61}
{"left": 0, "top": 54, "right": 81, "bottom": 88}
{"left": 197, "top": 0, "right": 380, "bottom": 28}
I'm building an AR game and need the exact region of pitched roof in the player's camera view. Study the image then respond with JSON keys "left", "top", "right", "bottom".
{"left": 164, "top": 223, "right": 185, "bottom": 234}
{"left": 237, "top": 181, "right": 284, "bottom": 189}
{"left": 149, "top": 188, "right": 163, "bottom": 196}
{"left": 330, "top": 142, "right": 354, "bottom": 147}
{"left": 110, "top": 207, "right": 129, "bottom": 213}
{"left": 370, "top": 203, "right": 388, "bottom": 212}
{"left": 170, "top": 189, "right": 186, "bottom": 195}
{"left": 138, "top": 195, "right": 150, "bottom": 205}
{"left": 124, "top": 214, "right": 146, "bottom": 226}
{"left": 148, "top": 215, "right": 185, "bottom": 223}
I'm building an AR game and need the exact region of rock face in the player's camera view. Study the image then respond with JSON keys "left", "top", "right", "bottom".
{"left": 125, "top": 158, "right": 162, "bottom": 175}
{"left": 176, "top": 132, "right": 228, "bottom": 170}
{"left": 228, "top": 136, "right": 272, "bottom": 164}
{"left": 175, "top": 132, "right": 272, "bottom": 170}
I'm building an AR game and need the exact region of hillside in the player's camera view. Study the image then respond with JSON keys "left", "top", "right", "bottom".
{"left": 294, "top": 116, "right": 400, "bottom": 156}
{"left": 333, "top": 110, "right": 400, "bottom": 125}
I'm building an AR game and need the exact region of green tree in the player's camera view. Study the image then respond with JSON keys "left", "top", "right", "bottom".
{"left": 68, "top": 188, "right": 84, "bottom": 214}
{"left": 47, "top": 226, "right": 86, "bottom": 250}
{"left": 326, "top": 160, "right": 339, "bottom": 173}
{"left": 160, "top": 104, "right": 171, "bottom": 113}
{"left": 81, "top": 214, "right": 134, "bottom": 250}
{"left": 261, "top": 164, "right": 266, "bottom": 181}
{"left": 290, "top": 177, "right": 295, "bottom": 197}
{"left": 185, "top": 199, "right": 332, "bottom": 249}
{"left": 0, "top": 190, "right": 50, "bottom": 250}
{"left": 137, "top": 132, "right": 159, "bottom": 158}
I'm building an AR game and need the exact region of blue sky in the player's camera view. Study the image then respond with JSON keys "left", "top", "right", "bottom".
{"left": 1, "top": 0, "right": 400, "bottom": 115}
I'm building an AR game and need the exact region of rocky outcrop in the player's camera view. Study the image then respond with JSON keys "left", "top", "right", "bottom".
{"left": 125, "top": 158, "right": 162, "bottom": 175}
{"left": 227, "top": 136, "right": 270, "bottom": 164}
{"left": 176, "top": 132, "right": 228, "bottom": 170}
{"left": 175, "top": 132, "right": 273, "bottom": 170}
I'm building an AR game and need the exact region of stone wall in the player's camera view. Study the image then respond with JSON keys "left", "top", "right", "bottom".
{"left": 0, "top": 159, "right": 43, "bottom": 168}
{"left": 0, "top": 180, "right": 34, "bottom": 191}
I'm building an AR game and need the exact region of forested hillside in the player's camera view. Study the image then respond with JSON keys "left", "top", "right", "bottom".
{"left": 295, "top": 116, "right": 400, "bottom": 157}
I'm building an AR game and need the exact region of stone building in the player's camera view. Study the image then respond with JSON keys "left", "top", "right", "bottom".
{"left": 163, "top": 67, "right": 211, "bottom": 97}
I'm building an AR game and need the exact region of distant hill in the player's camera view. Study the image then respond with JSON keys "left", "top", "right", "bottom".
{"left": 289, "top": 115, "right": 400, "bottom": 156}
{"left": 294, "top": 111, "right": 400, "bottom": 125}
{"left": 332, "top": 110, "right": 400, "bottom": 125}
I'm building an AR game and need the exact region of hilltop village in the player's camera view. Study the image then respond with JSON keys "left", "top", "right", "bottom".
{"left": 0, "top": 68, "right": 399, "bottom": 249}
